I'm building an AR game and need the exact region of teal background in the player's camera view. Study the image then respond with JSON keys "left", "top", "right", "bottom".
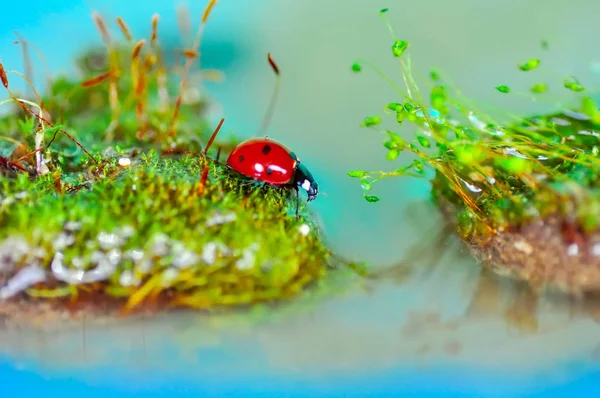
{"left": 2, "top": 0, "right": 600, "bottom": 396}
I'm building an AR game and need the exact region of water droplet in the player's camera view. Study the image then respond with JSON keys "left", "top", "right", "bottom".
{"left": 298, "top": 224, "right": 311, "bottom": 237}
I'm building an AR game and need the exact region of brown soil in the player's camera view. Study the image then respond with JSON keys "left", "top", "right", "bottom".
{"left": 439, "top": 199, "right": 600, "bottom": 295}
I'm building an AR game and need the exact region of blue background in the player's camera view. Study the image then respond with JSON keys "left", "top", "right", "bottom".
{"left": 2, "top": 0, "right": 600, "bottom": 397}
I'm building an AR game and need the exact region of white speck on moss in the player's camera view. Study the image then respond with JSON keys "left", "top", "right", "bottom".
{"left": 64, "top": 221, "right": 82, "bottom": 232}
{"left": 514, "top": 240, "right": 533, "bottom": 255}
{"left": 98, "top": 231, "right": 121, "bottom": 250}
{"left": 0, "top": 263, "right": 46, "bottom": 299}
{"left": 236, "top": 243, "right": 260, "bottom": 270}
{"left": 0, "top": 236, "right": 30, "bottom": 271}
{"left": 52, "top": 232, "right": 76, "bottom": 250}
{"left": 71, "top": 256, "right": 85, "bottom": 269}
{"left": 298, "top": 224, "right": 311, "bottom": 237}
{"left": 118, "top": 157, "right": 131, "bottom": 167}
{"left": 205, "top": 212, "right": 237, "bottom": 227}
{"left": 567, "top": 243, "right": 579, "bottom": 257}
{"left": 118, "top": 225, "right": 135, "bottom": 239}
{"left": 128, "top": 249, "right": 144, "bottom": 262}
{"left": 162, "top": 268, "right": 179, "bottom": 286}
{"left": 593, "top": 243, "right": 600, "bottom": 257}
{"left": 151, "top": 233, "right": 171, "bottom": 256}
{"left": 15, "top": 191, "right": 28, "bottom": 199}
{"left": 171, "top": 242, "right": 199, "bottom": 269}
{"left": 202, "top": 242, "right": 218, "bottom": 265}
{"left": 119, "top": 270, "right": 139, "bottom": 287}
{"left": 51, "top": 251, "right": 118, "bottom": 284}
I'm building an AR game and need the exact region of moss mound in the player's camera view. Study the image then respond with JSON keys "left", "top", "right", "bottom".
{"left": 0, "top": 2, "right": 337, "bottom": 320}
{"left": 349, "top": 8, "right": 600, "bottom": 294}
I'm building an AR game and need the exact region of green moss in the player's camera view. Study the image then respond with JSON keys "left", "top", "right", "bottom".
{"left": 1, "top": 152, "right": 330, "bottom": 310}
{"left": 349, "top": 8, "right": 600, "bottom": 241}
{"left": 0, "top": 3, "right": 344, "bottom": 314}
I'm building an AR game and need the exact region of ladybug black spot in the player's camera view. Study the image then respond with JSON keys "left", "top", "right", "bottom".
{"left": 262, "top": 145, "right": 272, "bottom": 155}
{"left": 238, "top": 155, "right": 244, "bottom": 163}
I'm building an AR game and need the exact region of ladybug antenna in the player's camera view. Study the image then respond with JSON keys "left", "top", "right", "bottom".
{"left": 203, "top": 117, "right": 225, "bottom": 156}
{"left": 257, "top": 52, "right": 281, "bottom": 136}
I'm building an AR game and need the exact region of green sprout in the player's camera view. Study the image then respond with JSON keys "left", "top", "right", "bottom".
{"left": 349, "top": 7, "right": 600, "bottom": 250}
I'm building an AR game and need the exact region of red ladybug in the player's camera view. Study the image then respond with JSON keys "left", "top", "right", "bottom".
{"left": 202, "top": 53, "right": 319, "bottom": 218}
{"left": 227, "top": 137, "right": 319, "bottom": 199}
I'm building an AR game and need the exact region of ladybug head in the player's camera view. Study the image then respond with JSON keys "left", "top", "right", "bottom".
{"left": 295, "top": 162, "right": 319, "bottom": 201}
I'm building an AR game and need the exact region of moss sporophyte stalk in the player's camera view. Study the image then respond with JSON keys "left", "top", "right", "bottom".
{"left": 350, "top": 8, "right": 600, "bottom": 295}
{"left": 0, "top": 1, "right": 350, "bottom": 320}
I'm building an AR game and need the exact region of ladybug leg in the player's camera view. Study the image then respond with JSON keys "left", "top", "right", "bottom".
{"left": 216, "top": 146, "right": 222, "bottom": 163}
{"left": 294, "top": 186, "right": 300, "bottom": 220}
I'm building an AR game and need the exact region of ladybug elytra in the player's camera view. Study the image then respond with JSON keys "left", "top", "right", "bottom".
{"left": 227, "top": 137, "right": 319, "bottom": 202}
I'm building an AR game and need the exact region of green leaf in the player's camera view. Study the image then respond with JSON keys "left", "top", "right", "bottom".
{"left": 386, "top": 102, "right": 404, "bottom": 112}
{"left": 494, "top": 156, "right": 532, "bottom": 174}
{"left": 564, "top": 76, "right": 585, "bottom": 92}
{"left": 430, "top": 68, "right": 440, "bottom": 81}
{"left": 379, "top": 8, "right": 389, "bottom": 15}
{"left": 417, "top": 136, "right": 430, "bottom": 148}
{"left": 360, "top": 115, "right": 382, "bottom": 127}
{"left": 386, "top": 149, "right": 401, "bottom": 161}
{"left": 430, "top": 85, "right": 448, "bottom": 115}
{"left": 518, "top": 59, "right": 540, "bottom": 71}
{"left": 530, "top": 83, "right": 547, "bottom": 94}
{"left": 364, "top": 195, "right": 380, "bottom": 203}
{"left": 413, "top": 160, "right": 424, "bottom": 172}
{"left": 391, "top": 40, "right": 408, "bottom": 57}
{"left": 351, "top": 62, "right": 361, "bottom": 72}
{"left": 496, "top": 85, "right": 510, "bottom": 93}
{"left": 348, "top": 170, "right": 366, "bottom": 178}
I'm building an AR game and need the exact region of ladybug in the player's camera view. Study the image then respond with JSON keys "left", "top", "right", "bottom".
{"left": 201, "top": 53, "right": 319, "bottom": 219}
{"left": 227, "top": 136, "right": 319, "bottom": 201}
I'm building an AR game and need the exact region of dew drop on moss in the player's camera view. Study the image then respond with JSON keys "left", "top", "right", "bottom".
{"left": 518, "top": 59, "right": 540, "bottom": 71}
{"left": 392, "top": 40, "right": 408, "bottom": 57}
{"left": 496, "top": 85, "right": 510, "bottom": 93}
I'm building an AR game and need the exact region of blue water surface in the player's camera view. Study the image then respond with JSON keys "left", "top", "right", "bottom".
{"left": 2, "top": 0, "right": 600, "bottom": 396}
